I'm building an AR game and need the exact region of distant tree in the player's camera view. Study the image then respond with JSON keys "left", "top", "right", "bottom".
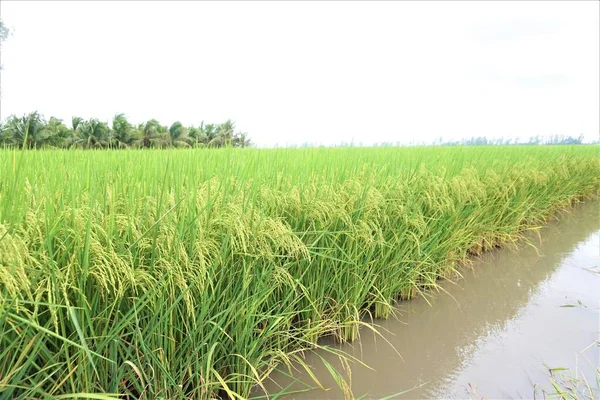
{"left": 71, "top": 117, "right": 83, "bottom": 133}
{"left": 133, "top": 119, "right": 167, "bottom": 148}
{"left": 2, "top": 111, "right": 53, "bottom": 149}
{"left": 111, "top": 113, "right": 134, "bottom": 148}
{"left": 215, "top": 120, "right": 235, "bottom": 147}
{"left": 0, "top": 111, "right": 253, "bottom": 150}
{"left": 233, "top": 131, "right": 252, "bottom": 148}
{"left": 73, "top": 118, "right": 110, "bottom": 148}
{"left": 188, "top": 123, "right": 208, "bottom": 147}
{"left": 43, "top": 117, "right": 71, "bottom": 147}
{"left": 558, "top": 134, "right": 584, "bottom": 145}
{"left": 203, "top": 123, "right": 218, "bottom": 143}
{"left": 434, "top": 134, "right": 590, "bottom": 147}
{"left": 167, "top": 121, "right": 192, "bottom": 148}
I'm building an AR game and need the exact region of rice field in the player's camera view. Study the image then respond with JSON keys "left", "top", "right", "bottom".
{"left": 0, "top": 145, "right": 599, "bottom": 399}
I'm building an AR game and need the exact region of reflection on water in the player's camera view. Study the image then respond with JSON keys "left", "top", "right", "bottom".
{"left": 256, "top": 201, "right": 600, "bottom": 399}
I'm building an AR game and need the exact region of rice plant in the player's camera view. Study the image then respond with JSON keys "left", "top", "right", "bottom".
{"left": 0, "top": 145, "right": 598, "bottom": 399}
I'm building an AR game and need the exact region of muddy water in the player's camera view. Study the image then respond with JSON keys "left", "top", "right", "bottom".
{"left": 256, "top": 201, "right": 600, "bottom": 399}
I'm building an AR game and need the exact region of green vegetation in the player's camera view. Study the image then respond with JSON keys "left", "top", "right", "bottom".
{"left": 536, "top": 363, "right": 600, "bottom": 400}
{"left": 0, "top": 111, "right": 251, "bottom": 149}
{"left": 434, "top": 134, "right": 594, "bottom": 146}
{"left": 1, "top": 146, "right": 599, "bottom": 399}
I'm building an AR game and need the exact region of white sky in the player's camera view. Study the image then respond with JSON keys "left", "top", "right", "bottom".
{"left": 0, "top": 1, "right": 598, "bottom": 147}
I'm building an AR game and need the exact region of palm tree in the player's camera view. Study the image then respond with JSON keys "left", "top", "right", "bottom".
{"left": 42, "top": 117, "right": 71, "bottom": 148}
{"left": 0, "top": 111, "right": 253, "bottom": 150}
{"left": 188, "top": 123, "right": 208, "bottom": 147}
{"left": 111, "top": 113, "right": 133, "bottom": 148}
{"left": 233, "top": 132, "right": 251, "bottom": 148}
{"left": 71, "top": 116, "right": 83, "bottom": 132}
{"left": 0, "top": 122, "right": 8, "bottom": 146}
{"left": 2, "top": 111, "right": 51, "bottom": 149}
{"left": 133, "top": 119, "right": 168, "bottom": 148}
{"left": 215, "top": 120, "right": 235, "bottom": 147}
{"left": 73, "top": 118, "right": 110, "bottom": 148}
{"left": 167, "top": 121, "right": 192, "bottom": 148}
{"left": 203, "top": 123, "right": 218, "bottom": 144}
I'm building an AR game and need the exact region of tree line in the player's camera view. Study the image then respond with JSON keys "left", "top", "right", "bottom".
{"left": 0, "top": 111, "right": 252, "bottom": 149}
{"left": 432, "top": 134, "right": 594, "bottom": 146}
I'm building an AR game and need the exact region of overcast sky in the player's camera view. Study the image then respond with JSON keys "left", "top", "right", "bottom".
{"left": 1, "top": 1, "right": 598, "bottom": 146}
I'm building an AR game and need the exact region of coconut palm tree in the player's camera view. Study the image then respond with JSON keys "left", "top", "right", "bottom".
{"left": 71, "top": 116, "right": 83, "bottom": 132}
{"left": 215, "top": 120, "right": 235, "bottom": 147}
{"left": 188, "top": 123, "right": 208, "bottom": 147}
{"left": 111, "top": 113, "right": 134, "bottom": 148}
{"left": 133, "top": 119, "right": 168, "bottom": 148}
{"left": 73, "top": 118, "right": 110, "bottom": 148}
{"left": 2, "top": 111, "right": 52, "bottom": 149}
{"left": 42, "top": 117, "right": 71, "bottom": 148}
{"left": 167, "top": 121, "right": 192, "bottom": 148}
{"left": 0, "top": 111, "right": 253, "bottom": 150}
{"left": 203, "top": 123, "right": 218, "bottom": 143}
{"left": 0, "top": 122, "right": 8, "bottom": 145}
{"left": 0, "top": 120, "right": 11, "bottom": 145}
{"left": 234, "top": 132, "right": 252, "bottom": 148}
